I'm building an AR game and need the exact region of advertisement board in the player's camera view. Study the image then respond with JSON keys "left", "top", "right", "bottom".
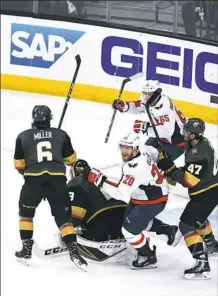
{"left": 1, "top": 14, "right": 218, "bottom": 123}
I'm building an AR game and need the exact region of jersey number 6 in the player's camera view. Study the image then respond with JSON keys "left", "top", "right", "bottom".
{"left": 37, "top": 141, "right": 53, "bottom": 162}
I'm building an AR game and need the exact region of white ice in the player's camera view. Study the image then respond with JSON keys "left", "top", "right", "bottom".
{"left": 1, "top": 90, "right": 218, "bottom": 296}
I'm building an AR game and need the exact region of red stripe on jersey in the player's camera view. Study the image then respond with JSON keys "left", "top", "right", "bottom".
{"left": 131, "top": 195, "right": 168, "bottom": 205}
{"left": 130, "top": 234, "right": 145, "bottom": 246}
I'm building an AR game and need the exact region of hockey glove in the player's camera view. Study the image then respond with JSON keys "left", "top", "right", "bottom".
{"left": 165, "top": 175, "right": 177, "bottom": 186}
{"left": 112, "top": 99, "right": 129, "bottom": 112}
{"left": 88, "top": 168, "right": 107, "bottom": 188}
{"left": 157, "top": 152, "right": 177, "bottom": 177}
{"left": 133, "top": 120, "right": 150, "bottom": 134}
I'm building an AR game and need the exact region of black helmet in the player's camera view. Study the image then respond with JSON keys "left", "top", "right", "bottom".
{"left": 70, "top": 159, "right": 90, "bottom": 178}
{"left": 183, "top": 118, "right": 205, "bottom": 138}
{"left": 32, "top": 105, "right": 52, "bottom": 128}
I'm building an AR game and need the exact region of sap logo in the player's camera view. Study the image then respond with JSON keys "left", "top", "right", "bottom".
{"left": 101, "top": 36, "right": 218, "bottom": 95}
{"left": 10, "top": 23, "right": 85, "bottom": 68}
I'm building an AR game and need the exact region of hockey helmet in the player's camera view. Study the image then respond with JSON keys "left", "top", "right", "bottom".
{"left": 141, "top": 80, "right": 162, "bottom": 103}
{"left": 32, "top": 105, "right": 52, "bottom": 128}
{"left": 142, "top": 80, "right": 161, "bottom": 93}
{"left": 119, "top": 132, "right": 140, "bottom": 160}
{"left": 182, "top": 118, "right": 205, "bottom": 140}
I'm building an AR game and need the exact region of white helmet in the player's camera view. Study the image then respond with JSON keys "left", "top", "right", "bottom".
{"left": 142, "top": 80, "right": 161, "bottom": 93}
{"left": 119, "top": 132, "right": 140, "bottom": 158}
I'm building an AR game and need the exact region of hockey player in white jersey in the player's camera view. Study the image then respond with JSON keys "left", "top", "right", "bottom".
{"left": 86, "top": 132, "right": 181, "bottom": 269}
{"left": 112, "top": 80, "right": 187, "bottom": 160}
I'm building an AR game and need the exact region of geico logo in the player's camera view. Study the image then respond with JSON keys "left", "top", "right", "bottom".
{"left": 101, "top": 36, "right": 218, "bottom": 95}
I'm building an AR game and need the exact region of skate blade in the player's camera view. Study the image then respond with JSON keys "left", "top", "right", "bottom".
{"left": 72, "top": 258, "right": 88, "bottom": 272}
{"left": 131, "top": 263, "right": 158, "bottom": 270}
{"left": 171, "top": 231, "right": 182, "bottom": 247}
{"left": 184, "top": 272, "right": 211, "bottom": 280}
{"left": 16, "top": 257, "right": 30, "bottom": 266}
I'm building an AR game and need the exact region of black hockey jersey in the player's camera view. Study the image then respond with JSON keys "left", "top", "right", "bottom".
{"left": 182, "top": 137, "right": 218, "bottom": 195}
{"left": 68, "top": 176, "right": 127, "bottom": 227}
{"left": 14, "top": 127, "right": 76, "bottom": 176}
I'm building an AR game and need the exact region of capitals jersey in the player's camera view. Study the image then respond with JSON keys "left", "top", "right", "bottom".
{"left": 127, "top": 94, "right": 187, "bottom": 146}
{"left": 102, "top": 146, "right": 169, "bottom": 205}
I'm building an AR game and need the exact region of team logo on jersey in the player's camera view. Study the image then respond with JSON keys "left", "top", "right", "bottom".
{"left": 191, "top": 148, "right": 198, "bottom": 154}
{"left": 154, "top": 103, "right": 163, "bottom": 110}
{"left": 10, "top": 23, "right": 85, "bottom": 68}
{"left": 128, "top": 163, "right": 138, "bottom": 168}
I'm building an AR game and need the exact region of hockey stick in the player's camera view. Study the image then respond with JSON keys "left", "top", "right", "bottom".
{"left": 144, "top": 102, "right": 163, "bottom": 151}
{"left": 104, "top": 72, "right": 144, "bottom": 143}
{"left": 33, "top": 238, "right": 127, "bottom": 262}
{"left": 58, "top": 54, "right": 81, "bottom": 129}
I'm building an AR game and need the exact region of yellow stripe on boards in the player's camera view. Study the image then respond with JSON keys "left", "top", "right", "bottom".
{"left": 1, "top": 74, "right": 217, "bottom": 124}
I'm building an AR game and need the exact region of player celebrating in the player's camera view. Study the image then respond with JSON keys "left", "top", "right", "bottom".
{"left": 112, "top": 80, "right": 187, "bottom": 160}
{"left": 55, "top": 159, "right": 180, "bottom": 262}
{"left": 157, "top": 118, "right": 218, "bottom": 279}
{"left": 84, "top": 132, "right": 181, "bottom": 269}
{"left": 14, "top": 105, "right": 87, "bottom": 271}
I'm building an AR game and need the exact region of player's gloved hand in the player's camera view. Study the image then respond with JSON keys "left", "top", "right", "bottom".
{"left": 112, "top": 99, "right": 129, "bottom": 112}
{"left": 165, "top": 175, "right": 177, "bottom": 186}
{"left": 157, "top": 152, "right": 177, "bottom": 176}
{"left": 133, "top": 120, "right": 150, "bottom": 134}
{"left": 87, "top": 168, "right": 107, "bottom": 188}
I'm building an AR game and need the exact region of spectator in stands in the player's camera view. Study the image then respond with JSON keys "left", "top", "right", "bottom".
{"left": 1, "top": 0, "right": 33, "bottom": 12}
{"left": 181, "top": 0, "right": 218, "bottom": 40}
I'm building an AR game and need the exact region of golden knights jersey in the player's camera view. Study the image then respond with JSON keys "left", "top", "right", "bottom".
{"left": 14, "top": 127, "right": 76, "bottom": 176}
{"left": 183, "top": 137, "right": 218, "bottom": 196}
{"left": 68, "top": 176, "right": 126, "bottom": 227}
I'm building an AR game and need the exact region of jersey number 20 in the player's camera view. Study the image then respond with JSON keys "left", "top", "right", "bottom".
{"left": 37, "top": 141, "right": 53, "bottom": 162}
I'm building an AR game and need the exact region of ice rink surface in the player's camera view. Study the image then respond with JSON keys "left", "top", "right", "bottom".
{"left": 1, "top": 90, "right": 218, "bottom": 296}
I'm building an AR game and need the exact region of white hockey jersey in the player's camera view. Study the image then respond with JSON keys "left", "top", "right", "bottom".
{"left": 127, "top": 94, "right": 187, "bottom": 146}
{"left": 102, "top": 146, "right": 169, "bottom": 205}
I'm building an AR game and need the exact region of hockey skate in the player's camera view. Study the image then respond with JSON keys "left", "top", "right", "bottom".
{"left": 15, "top": 239, "right": 34, "bottom": 266}
{"left": 67, "top": 242, "right": 88, "bottom": 272}
{"left": 184, "top": 254, "right": 211, "bottom": 280}
{"left": 205, "top": 236, "right": 218, "bottom": 256}
{"left": 131, "top": 238, "right": 157, "bottom": 270}
{"left": 165, "top": 225, "right": 182, "bottom": 246}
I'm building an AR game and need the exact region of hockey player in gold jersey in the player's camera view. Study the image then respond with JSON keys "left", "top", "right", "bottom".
{"left": 157, "top": 118, "right": 218, "bottom": 279}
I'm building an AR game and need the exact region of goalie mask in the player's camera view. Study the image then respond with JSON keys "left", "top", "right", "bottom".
{"left": 70, "top": 159, "right": 89, "bottom": 178}
{"left": 119, "top": 132, "right": 140, "bottom": 162}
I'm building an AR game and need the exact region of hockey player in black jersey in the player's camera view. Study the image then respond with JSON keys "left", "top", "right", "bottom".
{"left": 14, "top": 105, "right": 87, "bottom": 271}
{"left": 66, "top": 159, "right": 181, "bottom": 263}
{"left": 157, "top": 118, "right": 218, "bottom": 279}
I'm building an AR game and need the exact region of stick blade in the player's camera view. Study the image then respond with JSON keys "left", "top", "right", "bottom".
{"left": 75, "top": 54, "right": 81, "bottom": 65}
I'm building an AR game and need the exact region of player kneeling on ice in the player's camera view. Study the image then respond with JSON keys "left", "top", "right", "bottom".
{"left": 82, "top": 132, "right": 181, "bottom": 269}
{"left": 157, "top": 118, "right": 218, "bottom": 279}
{"left": 112, "top": 80, "right": 187, "bottom": 161}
